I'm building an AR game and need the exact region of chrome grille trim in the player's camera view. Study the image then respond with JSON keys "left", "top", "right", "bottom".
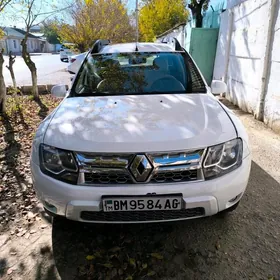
{"left": 75, "top": 149, "right": 206, "bottom": 185}
{"left": 76, "top": 153, "right": 133, "bottom": 169}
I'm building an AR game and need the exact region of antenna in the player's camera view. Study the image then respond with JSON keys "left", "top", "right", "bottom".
{"left": 136, "top": 0, "right": 139, "bottom": 43}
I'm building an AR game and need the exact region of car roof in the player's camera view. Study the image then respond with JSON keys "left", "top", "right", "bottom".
{"left": 99, "top": 42, "right": 178, "bottom": 54}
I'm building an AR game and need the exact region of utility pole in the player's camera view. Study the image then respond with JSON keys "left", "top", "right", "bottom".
{"left": 136, "top": 0, "right": 139, "bottom": 42}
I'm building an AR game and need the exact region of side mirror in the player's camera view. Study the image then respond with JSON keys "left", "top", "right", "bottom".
{"left": 211, "top": 80, "right": 227, "bottom": 95}
{"left": 51, "top": 84, "right": 67, "bottom": 98}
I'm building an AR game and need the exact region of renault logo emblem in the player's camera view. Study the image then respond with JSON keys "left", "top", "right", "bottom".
{"left": 129, "top": 155, "right": 153, "bottom": 182}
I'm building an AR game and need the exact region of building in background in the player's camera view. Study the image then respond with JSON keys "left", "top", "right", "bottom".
{"left": 0, "top": 26, "right": 59, "bottom": 54}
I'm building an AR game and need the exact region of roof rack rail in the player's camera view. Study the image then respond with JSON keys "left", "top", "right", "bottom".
{"left": 161, "top": 37, "right": 183, "bottom": 51}
{"left": 91, "top": 39, "right": 110, "bottom": 54}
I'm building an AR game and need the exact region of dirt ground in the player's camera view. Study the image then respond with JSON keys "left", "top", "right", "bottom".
{"left": 1, "top": 96, "right": 280, "bottom": 280}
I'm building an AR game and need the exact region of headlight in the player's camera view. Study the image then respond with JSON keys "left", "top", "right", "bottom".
{"left": 203, "top": 138, "right": 243, "bottom": 179}
{"left": 39, "top": 144, "right": 78, "bottom": 184}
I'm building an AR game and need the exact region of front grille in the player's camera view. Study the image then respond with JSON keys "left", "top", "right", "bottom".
{"left": 77, "top": 149, "right": 205, "bottom": 185}
{"left": 80, "top": 208, "right": 205, "bottom": 222}
{"left": 84, "top": 172, "right": 133, "bottom": 184}
{"left": 150, "top": 170, "right": 198, "bottom": 183}
{"left": 84, "top": 170, "right": 198, "bottom": 184}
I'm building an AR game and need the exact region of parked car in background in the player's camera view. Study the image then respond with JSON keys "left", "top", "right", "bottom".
{"left": 60, "top": 48, "right": 73, "bottom": 62}
{"left": 60, "top": 43, "right": 76, "bottom": 62}
{"left": 31, "top": 38, "right": 251, "bottom": 224}
{"left": 67, "top": 52, "right": 87, "bottom": 74}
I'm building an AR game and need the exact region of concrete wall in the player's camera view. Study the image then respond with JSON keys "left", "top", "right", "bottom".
{"left": 265, "top": 1, "right": 280, "bottom": 132}
{"left": 156, "top": 25, "right": 185, "bottom": 47}
{"left": 213, "top": 0, "right": 280, "bottom": 132}
{"left": 213, "top": 10, "right": 231, "bottom": 81}
{"left": 185, "top": 20, "right": 194, "bottom": 52}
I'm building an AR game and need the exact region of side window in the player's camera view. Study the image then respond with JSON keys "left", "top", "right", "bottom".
{"left": 75, "top": 57, "right": 101, "bottom": 94}
{"left": 13, "top": 40, "right": 16, "bottom": 49}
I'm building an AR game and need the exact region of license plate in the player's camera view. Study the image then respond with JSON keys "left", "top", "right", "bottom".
{"left": 102, "top": 196, "right": 182, "bottom": 212}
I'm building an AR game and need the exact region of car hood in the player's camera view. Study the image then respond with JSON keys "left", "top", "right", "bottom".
{"left": 44, "top": 94, "right": 236, "bottom": 153}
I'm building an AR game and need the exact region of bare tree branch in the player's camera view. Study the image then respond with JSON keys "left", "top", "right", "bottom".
{"left": 0, "top": 0, "right": 12, "bottom": 12}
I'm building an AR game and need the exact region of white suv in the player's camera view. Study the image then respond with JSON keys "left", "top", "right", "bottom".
{"left": 59, "top": 46, "right": 73, "bottom": 62}
{"left": 31, "top": 39, "right": 251, "bottom": 223}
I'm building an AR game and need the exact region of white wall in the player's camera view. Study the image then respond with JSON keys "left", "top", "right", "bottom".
{"left": 7, "top": 38, "right": 21, "bottom": 53}
{"left": 213, "top": 10, "right": 230, "bottom": 80}
{"left": 45, "top": 41, "right": 56, "bottom": 52}
{"left": 228, "top": 0, "right": 268, "bottom": 113}
{"left": 213, "top": 0, "right": 280, "bottom": 132}
{"left": 27, "top": 39, "right": 41, "bottom": 52}
{"left": 227, "top": 0, "right": 247, "bottom": 8}
{"left": 185, "top": 21, "right": 194, "bottom": 52}
{"left": 156, "top": 25, "right": 185, "bottom": 47}
{"left": 265, "top": 2, "right": 280, "bottom": 131}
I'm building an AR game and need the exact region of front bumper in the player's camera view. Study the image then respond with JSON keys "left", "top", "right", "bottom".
{"left": 31, "top": 156, "right": 251, "bottom": 223}
{"left": 60, "top": 54, "right": 69, "bottom": 60}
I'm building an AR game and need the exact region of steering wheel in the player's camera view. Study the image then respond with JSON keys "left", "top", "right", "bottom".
{"left": 96, "top": 79, "right": 109, "bottom": 92}
{"left": 150, "top": 76, "right": 185, "bottom": 92}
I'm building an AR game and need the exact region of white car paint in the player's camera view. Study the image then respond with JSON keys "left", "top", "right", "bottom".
{"left": 31, "top": 42, "right": 251, "bottom": 224}
{"left": 31, "top": 156, "right": 251, "bottom": 222}
{"left": 60, "top": 48, "right": 73, "bottom": 62}
{"left": 67, "top": 52, "right": 87, "bottom": 74}
{"left": 43, "top": 94, "right": 236, "bottom": 153}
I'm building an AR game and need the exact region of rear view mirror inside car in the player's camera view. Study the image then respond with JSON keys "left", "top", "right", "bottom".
{"left": 129, "top": 57, "right": 147, "bottom": 64}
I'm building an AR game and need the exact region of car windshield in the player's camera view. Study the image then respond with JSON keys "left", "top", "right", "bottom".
{"left": 72, "top": 52, "right": 204, "bottom": 96}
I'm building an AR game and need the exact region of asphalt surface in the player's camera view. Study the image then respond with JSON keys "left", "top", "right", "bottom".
{"left": 3, "top": 54, "right": 71, "bottom": 86}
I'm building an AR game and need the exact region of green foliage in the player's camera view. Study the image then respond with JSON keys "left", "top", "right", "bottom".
{"left": 7, "top": 86, "right": 20, "bottom": 96}
{"left": 54, "top": 0, "right": 135, "bottom": 52}
{"left": 5, "top": 95, "right": 22, "bottom": 116}
{"left": 42, "top": 20, "right": 60, "bottom": 44}
{"left": 139, "top": 0, "right": 189, "bottom": 42}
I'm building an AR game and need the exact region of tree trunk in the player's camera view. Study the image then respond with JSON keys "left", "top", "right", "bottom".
{"left": 6, "top": 51, "right": 17, "bottom": 89}
{"left": 31, "top": 69, "right": 38, "bottom": 97}
{"left": 21, "top": 38, "right": 39, "bottom": 98}
{"left": 195, "top": 5, "right": 203, "bottom": 28}
{"left": 0, "top": 50, "right": 6, "bottom": 114}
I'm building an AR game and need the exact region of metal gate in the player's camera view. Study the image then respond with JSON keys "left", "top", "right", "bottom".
{"left": 189, "top": 28, "right": 219, "bottom": 85}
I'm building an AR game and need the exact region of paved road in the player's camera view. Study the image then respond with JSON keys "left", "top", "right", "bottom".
{"left": 3, "top": 54, "right": 71, "bottom": 86}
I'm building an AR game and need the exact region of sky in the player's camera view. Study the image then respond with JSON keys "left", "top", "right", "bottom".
{"left": 127, "top": 0, "right": 137, "bottom": 13}
{"left": 0, "top": 0, "right": 72, "bottom": 29}
{"left": 0, "top": 0, "right": 224, "bottom": 29}
{"left": 0, "top": 0, "right": 137, "bottom": 28}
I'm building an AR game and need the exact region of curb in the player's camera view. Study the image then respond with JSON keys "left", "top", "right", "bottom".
{"left": 7, "top": 84, "right": 57, "bottom": 95}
